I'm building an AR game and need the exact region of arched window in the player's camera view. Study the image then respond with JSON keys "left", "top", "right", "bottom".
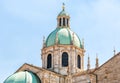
{"left": 63, "top": 18, "right": 65, "bottom": 26}
{"left": 77, "top": 55, "right": 81, "bottom": 69}
{"left": 62, "top": 52, "right": 68, "bottom": 67}
{"left": 59, "top": 18, "right": 61, "bottom": 26}
{"left": 47, "top": 54, "right": 52, "bottom": 68}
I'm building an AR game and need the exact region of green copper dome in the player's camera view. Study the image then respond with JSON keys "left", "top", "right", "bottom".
{"left": 46, "top": 27, "right": 82, "bottom": 48}
{"left": 58, "top": 9, "right": 69, "bottom": 16}
{"left": 45, "top": 4, "right": 83, "bottom": 48}
{"left": 58, "top": 4, "right": 69, "bottom": 17}
{"left": 4, "top": 71, "right": 41, "bottom": 83}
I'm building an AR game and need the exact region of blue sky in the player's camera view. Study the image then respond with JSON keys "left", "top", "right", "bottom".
{"left": 1, "top": 0, "right": 120, "bottom": 82}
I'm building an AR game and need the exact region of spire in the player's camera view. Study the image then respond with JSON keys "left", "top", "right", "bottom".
{"left": 95, "top": 53, "right": 99, "bottom": 68}
{"left": 113, "top": 47, "right": 116, "bottom": 56}
{"left": 62, "top": 3, "right": 65, "bottom": 11}
{"left": 87, "top": 55, "right": 90, "bottom": 70}
{"left": 82, "top": 38, "right": 84, "bottom": 49}
{"left": 43, "top": 36, "right": 46, "bottom": 48}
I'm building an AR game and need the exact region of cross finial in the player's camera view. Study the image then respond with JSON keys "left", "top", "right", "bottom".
{"left": 62, "top": 3, "right": 65, "bottom": 10}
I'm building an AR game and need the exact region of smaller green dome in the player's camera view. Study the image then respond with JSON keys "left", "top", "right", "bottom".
{"left": 58, "top": 3, "right": 69, "bottom": 17}
{"left": 4, "top": 71, "right": 41, "bottom": 83}
{"left": 58, "top": 9, "right": 69, "bottom": 17}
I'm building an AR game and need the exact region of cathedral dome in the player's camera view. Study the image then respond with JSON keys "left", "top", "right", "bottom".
{"left": 46, "top": 27, "right": 82, "bottom": 48}
{"left": 4, "top": 71, "right": 40, "bottom": 83}
{"left": 45, "top": 4, "right": 83, "bottom": 48}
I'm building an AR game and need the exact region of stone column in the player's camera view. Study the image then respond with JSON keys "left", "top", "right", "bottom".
{"left": 61, "top": 17, "right": 63, "bottom": 26}
{"left": 45, "top": 54, "right": 47, "bottom": 68}
{"left": 75, "top": 48, "right": 77, "bottom": 73}
{"left": 57, "top": 18, "right": 59, "bottom": 27}
{"left": 59, "top": 46, "right": 61, "bottom": 74}
{"left": 82, "top": 54, "right": 84, "bottom": 70}
{"left": 65, "top": 18, "right": 67, "bottom": 27}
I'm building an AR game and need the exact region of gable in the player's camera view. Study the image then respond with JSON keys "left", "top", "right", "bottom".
{"left": 95, "top": 52, "right": 120, "bottom": 83}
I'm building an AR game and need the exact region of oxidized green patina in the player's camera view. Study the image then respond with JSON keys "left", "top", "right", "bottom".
{"left": 4, "top": 71, "right": 41, "bottom": 83}
{"left": 46, "top": 27, "right": 82, "bottom": 48}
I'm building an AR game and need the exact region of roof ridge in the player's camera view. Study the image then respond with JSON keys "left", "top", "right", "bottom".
{"left": 94, "top": 52, "right": 120, "bottom": 71}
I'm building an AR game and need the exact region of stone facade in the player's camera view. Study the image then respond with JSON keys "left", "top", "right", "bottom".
{"left": 17, "top": 53, "right": 120, "bottom": 83}
{"left": 41, "top": 45, "right": 85, "bottom": 75}
{"left": 4, "top": 4, "right": 120, "bottom": 83}
{"left": 94, "top": 53, "right": 120, "bottom": 83}
{"left": 17, "top": 63, "right": 65, "bottom": 83}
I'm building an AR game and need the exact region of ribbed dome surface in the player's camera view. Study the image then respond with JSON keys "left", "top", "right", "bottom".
{"left": 46, "top": 27, "right": 82, "bottom": 48}
{"left": 4, "top": 71, "right": 41, "bottom": 83}
{"left": 58, "top": 9, "right": 69, "bottom": 16}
